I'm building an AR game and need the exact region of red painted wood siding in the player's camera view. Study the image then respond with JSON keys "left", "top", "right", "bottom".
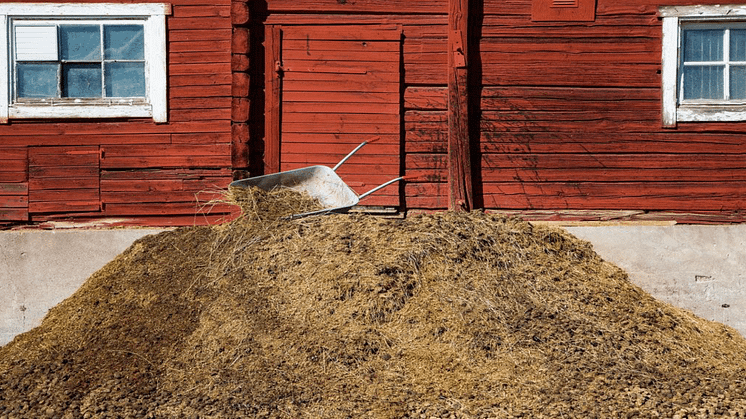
{"left": 264, "top": 0, "right": 745, "bottom": 222}
{"left": 0, "top": 0, "right": 234, "bottom": 227}
{"left": 478, "top": 0, "right": 746, "bottom": 221}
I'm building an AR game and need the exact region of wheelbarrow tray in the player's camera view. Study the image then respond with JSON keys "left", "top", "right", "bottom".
{"left": 230, "top": 165, "right": 361, "bottom": 218}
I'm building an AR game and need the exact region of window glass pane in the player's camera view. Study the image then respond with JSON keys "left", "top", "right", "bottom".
{"left": 683, "top": 65, "right": 724, "bottom": 99}
{"left": 104, "top": 25, "right": 144, "bottom": 60}
{"left": 17, "top": 63, "right": 58, "bottom": 98}
{"left": 731, "top": 30, "right": 746, "bottom": 62}
{"left": 105, "top": 62, "right": 145, "bottom": 97}
{"left": 730, "top": 66, "right": 746, "bottom": 99}
{"left": 63, "top": 64, "right": 102, "bottom": 97}
{"left": 60, "top": 25, "right": 101, "bottom": 61}
{"left": 684, "top": 29, "right": 723, "bottom": 62}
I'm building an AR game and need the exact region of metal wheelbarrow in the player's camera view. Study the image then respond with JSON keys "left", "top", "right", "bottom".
{"left": 229, "top": 140, "right": 403, "bottom": 219}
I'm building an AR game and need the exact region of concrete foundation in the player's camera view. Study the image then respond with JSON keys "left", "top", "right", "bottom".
{"left": 0, "top": 224, "right": 744, "bottom": 347}
{"left": 0, "top": 229, "right": 163, "bottom": 346}
{"left": 566, "top": 224, "right": 746, "bottom": 335}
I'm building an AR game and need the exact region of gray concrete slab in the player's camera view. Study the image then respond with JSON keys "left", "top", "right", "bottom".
{"left": 567, "top": 225, "right": 746, "bottom": 336}
{"left": 0, "top": 229, "right": 163, "bottom": 346}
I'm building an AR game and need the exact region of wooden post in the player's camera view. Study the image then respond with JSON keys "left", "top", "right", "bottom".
{"left": 264, "top": 25, "right": 281, "bottom": 174}
{"left": 448, "top": 0, "right": 473, "bottom": 211}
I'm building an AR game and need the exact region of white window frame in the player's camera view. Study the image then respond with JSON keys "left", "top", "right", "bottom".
{"left": 660, "top": 5, "right": 746, "bottom": 126}
{"left": 0, "top": 3, "right": 170, "bottom": 123}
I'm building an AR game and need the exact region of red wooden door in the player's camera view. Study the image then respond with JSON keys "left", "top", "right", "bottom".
{"left": 266, "top": 25, "right": 402, "bottom": 207}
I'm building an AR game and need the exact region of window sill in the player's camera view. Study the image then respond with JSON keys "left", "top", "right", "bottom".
{"left": 677, "top": 105, "right": 746, "bottom": 122}
{"left": 8, "top": 103, "right": 154, "bottom": 120}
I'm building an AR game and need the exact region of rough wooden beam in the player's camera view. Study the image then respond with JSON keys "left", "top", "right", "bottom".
{"left": 447, "top": 0, "right": 473, "bottom": 211}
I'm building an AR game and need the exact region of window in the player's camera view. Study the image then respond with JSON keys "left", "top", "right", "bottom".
{"left": 0, "top": 4, "right": 170, "bottom": 123}
{"left": 661, "top": 5, "right": 746, "bottom": 126}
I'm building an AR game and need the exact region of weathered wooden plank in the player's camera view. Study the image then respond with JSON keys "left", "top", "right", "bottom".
{"left": 284, "top": 39, "right": 401, "bottom": 53}
{"left": 102, "top": 143, "right": 230, "bottom": 158}
{"left": 29, "top": 189, "right": 99, "bottom": 202}
{"left": 170, "top": 85, "right": 231, "bottom": 98}
{"left": 100, "top": 168, "right": 232, "bottom": 180}
{"left": 28, "top": 145, "right": 98, "bottom": 156}
{"left": 0, "top": 148, "right": 27, "bottom": 159}
{"left": 266, "top": 14, "right": 445, "bottom": 26}
{"left": 267, "top": 0, "right": 445, "bottom": 13}
{"left": 282, "top": 25, "right": 402, "bottom": 41}
{"left": 0, "top": 121, "right": 226, "bottom": 136}
{"left": 283, "top": 91, "right": 399, "bottom": 104}
{"left": 283, "top": 71, "right": 399, "bottom": 83}
{"left": 282, "top": 141, "right": 398, "bottom": 154}
{"left": 480, "top": 49, "right": 658, "bottom": 65}
{"left": 170, "top": 51, "right": 230, "bottom": 65}
{"left": 0, "top": 182, "right": 28, "bottom": 195}
{"left": 169, "top": 29, "right": 231, "bottom": 42}
{"left": 101, "top": 178, "right": 229, "bottom": 192}
{"left": 102, "top": 190, "right": 224, "bottom": 203}
{"left": 170, "top": 109, "right": 232, "bottom": 122}
{"left": 281, "top": 112, "right": 399, "bottom": 125}
{"left": 171, "top": 132, "right": 231, "bottom": 144}
{"left": 29, "top": 166, "right": 99, "bottom": 178}
{"left": 479, "top": 132, "right": 746, "bottom": 154}
{"left": 101, "top": 179, "right": 184, "bottom": 193}
{"left": 283, "top": 102, "right": 400, "bottom": 115}
{"left": 283, "top": 49, "right": 400, "bottom": 62}
{"left": 0, "top": 134, "right": 172, "bottom": 147}
{"left": 170, "top": 97, "right": 232, "bottom": 111}
{"left": 282, "top": 151, "right": 400, "bottom": 167}
{"left": 29, "top": 201, "right": 100, "bottom": 213}
{"left": 482, "top": 63, "right": 661, "bottom": 87}
{"left": 282, "top": 80, "right": 400, "bottom": 93}
{"left": 479, "top": 167, "right": 746, "bottom": 182}
{"left": 0, "top": 208, "right": 28, "bottom": 221}
{"left": 29, "top": 177, "right": 98, "bottom": 190}
{"left": 166, "top": 17, "right": 231, "bottom": 31}
{"left": 0, "top": 195, "right": 29, "bottom": 209}
{"left": 281, "top": 133, "right": 399, "bottom": 144}
{"left": 0, "top": 173, "right": 27, "bottom": 183}
{"left": 169, "top": 40, "right": 232, "bottom": 53}
{"left": 405, "top": 87, "right": 448, "bottom": 110}
{"left": 283, "top": 60, "right": 399, "bottom": 74}
{"left": 100, "top": 156, "right": 231, "bottom": 169}
{"left": 480, "top": 38, "right": 659, "bottom": 54}
{"left": 478, "top": 153, "right": 746, "bottom": 169}
{"left": 0, "top": 160, "right": 28, "bottom": 172}
{"left": 405, "top": 141, "right": 447, "bottom": 154}
{"left": 169, "top": 62, "right": 232, "bottom": 75}
{"left": 29, "top": 154, "right": 98, "bottom": 166}
{"left": 282, "top": 122, "right": 399, "bottom": 135}
{"left": 171, "top": 4, "right": 230, "bottom": 18}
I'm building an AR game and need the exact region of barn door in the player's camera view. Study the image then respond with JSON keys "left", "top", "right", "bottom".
{"left": 266, "top": 25, "right": 402, "bottom": 208}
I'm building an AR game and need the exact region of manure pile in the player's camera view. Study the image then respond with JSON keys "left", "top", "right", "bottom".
{"left": 2, "top": 189, "right": 746, "bottom": 418}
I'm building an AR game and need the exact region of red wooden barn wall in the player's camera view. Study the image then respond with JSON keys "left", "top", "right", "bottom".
{"left": 0, "top": 0, "right": 237, "bottom": 228}
{"left": 476, "top": 0, "right": 746, "bottom": 223}
{"left": 3, "top": 0, "right": 744, "bottom": 227}
{"left": 261, "top": 0, "right": 745, "bottom": 223}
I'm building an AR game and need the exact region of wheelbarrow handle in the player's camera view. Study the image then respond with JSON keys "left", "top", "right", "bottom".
{"left": 357, "top": 176, "right": 403, "bottom": 201}
{"left": 332, "top": 137, "right": 380, "bottom": 172}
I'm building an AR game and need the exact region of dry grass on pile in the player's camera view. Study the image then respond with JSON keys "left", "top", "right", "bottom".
{"left": 1, "top": 188, "right": 746, "bottom": 418}
{"left": 225, "top": 186, "right": 323, "bottom": 222}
